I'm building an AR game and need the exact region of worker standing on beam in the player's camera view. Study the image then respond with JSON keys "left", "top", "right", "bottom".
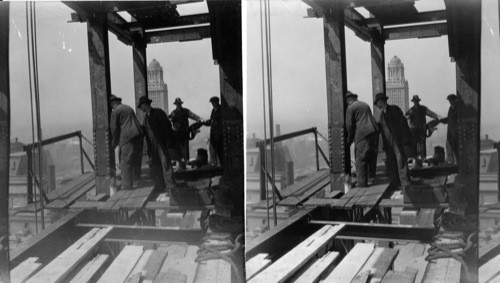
{"left": 110, "top": 94, "right": 144, "bottom": 190}
{"left": 374, "top": 92, "right": 412, "bottom": 188}
{"left": 439, "top": 94, "right": 459, "bottom": 164}
{"left": 169, "top": 97, "right": 203, "bottom": 170}
{"left": 137, "top": 96, "right": 177, "bottom": 191}
{"left": 405, "top": 95, "right": 440, "bottom": 162}
{"left": 345, "top": 91, "right": 379, "bottom": 187}
{"left": 207, "top": 96, "right": 223, "bottom": 166}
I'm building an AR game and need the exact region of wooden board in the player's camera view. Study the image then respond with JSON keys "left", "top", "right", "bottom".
{"left": 479, "top": 254, "right": 500, "bottom": 283}
{"left": 122, "top": 186, "right": 155, "bottom": 210}
{"left": 248, "top": 224, "right": 345, "bottom": 283}
{"left": 278, "top": 178, "right": 330, "bottom": 206}
{"left": 293, "top": 251, "right": 339, "bottom": 283}
{"left": 415, "top": 208, "right": 436, "bottom": 228}
{"left": 422, "top": 239, "right": 461, "bottom": 283}
{"left": 352, "top": 270, "right": 371, "bottom": 283}
{"left": 46, "top": 180, "right": 96, "bottom": 209}
{"left": 344, "top": 187, "right": 369, "bottom": 209}
{"left": 142, "top": 249, "right": 169, "bottom": 282}
{"left": 280, "top": 170, "right": 329, "bottom": 198}
{"left": 330, "top": 187, "right": 363, "bottom": 209}
{"left": 394, "top": 243, "right": 429, "bottom": 283}
{"left": 323, "top": 243, "right": 376, "bottom": 283}
{"left": 193, "top": 258, "right": 232, "bottom": 283}
{"left": 355, "top": 184, "right": 390, "bottom": 207}
{"left": 381, "top": 270, "right": 416, "bottom": 283}
{"left": 127, "top": 249, "right": 154, "bottom": 282}
{"left": 97, "top": 245, "right": 144, "bottom": 283}
{"left": 69, "top": 254, "right": 109, "bottom": 283}
{"left": 70, "top": 201, "right": 105, "bottom": 210}
{"left": 159, "top": 245, "right": 199, "bottom": 283}
{"left": 379, "top": 198, "right": 449, "bottom": 208}
{"left": 358, "top": 247, "right": 399, "bottom": 282}
{"left": 110, "top": 190, "right": 135, "bottom": 212}
{"left": 47, "top": 173, "right": 94, "bottom": 201}
{"left": 100, "top": 190, "right": 126, "bottom": 211}
{"left": 154, "top": 272, "right": 187, "bottom": 283}
{"left": 302, "top": 198, "right": 342, "bottom": 207}
{"left": 246, "top": 253, "right": 271, "bottom": 281}
{"left": 11, "top": 257, "right": 42, "bottom": 283}
{"left": 27, "top": 227, "right": 113, "bottom": 283}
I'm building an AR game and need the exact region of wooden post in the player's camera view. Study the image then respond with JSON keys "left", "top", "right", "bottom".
{"left": 132, "top": 36, "right": 148, "bottom": 124}
{"left": 323, "top": 2, "right": 350, "bottom": 192}
{"left": 87, "top": 13, "right": 115, "bottom": 195}
{"left": 0, "top": 3, "right": 11, "bottom": 282}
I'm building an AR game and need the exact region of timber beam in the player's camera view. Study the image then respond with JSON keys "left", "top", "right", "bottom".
{"left": 146, "top": 25, "right": 211, "bottom": 44}
{"left": 384, "top": 22, "right": 447, "bottom": 40}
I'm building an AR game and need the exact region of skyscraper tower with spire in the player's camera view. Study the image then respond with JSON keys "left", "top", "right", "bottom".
{"left": 148, "top": 59, "right": 169, "bottom": 113}
{"left": 386, "top": 56, "right": 409, "bottom": 113}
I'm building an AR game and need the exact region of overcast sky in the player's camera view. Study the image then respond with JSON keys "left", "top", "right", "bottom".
{"left": 244, "top": 0, "right": 500, "bottom": 147}
{"left": 9, "top": 1, "right": 218, "bottom": 143}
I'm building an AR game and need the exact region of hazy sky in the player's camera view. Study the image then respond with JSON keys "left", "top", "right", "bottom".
{"left": 9, "top": 2, "right": 218, "bottom": 143}
{"left": 245, "top": 0, "right": 500, "bottom": 147}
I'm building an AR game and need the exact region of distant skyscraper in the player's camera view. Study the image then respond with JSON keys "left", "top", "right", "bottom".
{"left": 386, "top": 56, "right": 409, "bottom": 113}
{"left": 148, "top": 59, "right": 169, "bottom": 113}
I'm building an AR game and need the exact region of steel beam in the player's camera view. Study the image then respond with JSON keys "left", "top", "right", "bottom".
{"left": 127, "top": 13, "right": 211, "bottom": 31}
{"left": 87, "top": 14, "right": 115, "bottom": 195}
{"left": 384, "top": 23, "right": 447, "bottom": 40}
{"left": 132, "top": 36, "right": 148, "bottom": 123}
{"left": 345, "top": 0, "right": 416, "bottom": 8}
{"left": 323, "top": 3, "right": 350, "bottom": 192}
{"left": 370, "top": 34, "right": 385, "bottom": 121}
{"left": 107, "top": 13, "right": 134, "bottom": 45}
{"left": 146, "top": 25, "right": 211, "bottom": 44}
{"left": 365, "top": 10, "right": 447, "bottom": 28}
{"left": 0, "top": 3, "right": 10, "bottom": 282}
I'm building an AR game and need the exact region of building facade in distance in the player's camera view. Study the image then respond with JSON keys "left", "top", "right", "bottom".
{"left": 386, "top": 56, "right": 409, "bottom": 113}
{"left": 148, "top": 59, "right": 169, "bottom": 113}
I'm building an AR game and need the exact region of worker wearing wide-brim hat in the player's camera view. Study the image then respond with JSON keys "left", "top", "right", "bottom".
{"left": 137, "top": 96, "right": 178, "bottom": 191}
{"left": 374, "top": 92, "right": 412, "bottom": 188}
{"left": 345, "top": 91, "right": 379, "bottom": 187}
{"left": 168, "top": 97, "right": 203, "bottom": 167}
{"left": 439, "top": 94, "right": 459, "bottom": 164}
{"left": 206, "top": 96, "right": 223, "bottom": 166}
{"left": 109, "top": 94, "right": 143, "bottom": 190}
{"left": 405, "top": 94, "right": 440, "bottom": 159}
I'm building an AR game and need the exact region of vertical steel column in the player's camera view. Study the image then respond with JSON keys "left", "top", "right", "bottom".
{"left": 370, "top": 35, "right": 385, "bottom": 121}
{"left": 314, "top": 128, "right": 320, "bottom": 171}
{"left": 78, "top": 132, "right": 84, "bottom": 174}
{"left": 87, "top": 14, "right": 114, "bottom": 195}
{"left": 259, "top": 142, "right": 266, "bottom": 201}
{"left": 323, "top": 3, "right": 350, "bottom": 192}
{"left": 132, "top": 36, "right": 148, "bottom": 124}
{"left": 0, "top": 3, "right": 11, "bottom": 282}
{"left": 26, "top": 149, "right": 33, "bottom": 203}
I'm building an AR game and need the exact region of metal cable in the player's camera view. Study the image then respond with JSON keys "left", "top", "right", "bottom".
{"left": 259, "top": 0, "right": 270, "bottom": 230}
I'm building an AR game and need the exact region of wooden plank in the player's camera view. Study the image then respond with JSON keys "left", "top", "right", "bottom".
{"left": 88, "top": 193, "right": 109, "bottom": 201}
{"left": 46, "top": 180, "right": 96, "bottom": 209}
{"left": 245, "top": 253, "right": 271, "bottom": 280}
{"left": 323, "top": 243, "right": 376, "bottom": 283}
{"left": 127, "top": 249, "right": 154, "bottom": 282}
{"left": 422, "top": 239, "right": 461, "bottom": 283}
{"left": 415, "top": 208, "right": 436, "bottom": 228}
{"left": 381, "top": 270, "right": 416, "bottom": 283}
{"left": 358, "top": 247, "right": 399, "bottom": 282}
{"left": 278, "top": 177, "right": 330, "bottom": 206}
{"left": 159, "top": 245, "right": 198, "bottom": 283}
{"left": 352, "top": 270, "right": 371, "bottom": 283}
{"left": 142, "top": 249, "right": 169, "bottom": 282}
{"left": 280, "top": 170, "right": 330, "bottom": 197}
{"left": 27, "top": 227, "right": 113, "bottom": 283}
{"left": 69, "top": 254, "right": 109, "bottom": 283}
{"left": 330, "top": 187, "right": 362, "bottom": 209}
{"left": 70, "top": 201, "right": 105, "bottom": 210}
{"left": 125, "top": 272, "right": 142, "bottom": 283}
{"left": 302, "top": 198, "right": 343, "bottom": 207}
{"left": 110, "top": 190, "right": 135, "bottom": 212}
{"left": 11, "top": 257, "right": 42, "bottom": 283}
{"left": 379, "top": 198, "right": 449, "bottom": 208}
{"left": 294, "top": 251, "right": 339, "bottom": 283}
{"left": 193, "top": 258, "right": 232, "bottom": 283}
{"left": 100, "top": 190, "right": 126, "bottom": 211}
{"left": 248, "top": 224, "right": 345, "bottom": 283}
{"left": 344, "top": 187, "right": 369, "bottom": 209}
{"left": 97, "top": 245, "right": 144, "bottom": 283}
{"left": 122, "top": 186, "right": 155, "bottom": 210}
{"left": 355, "top": 184, "right": 390, "bottom": 207}
{"left": 47, "top": 173, "right": 94, "bottom": 201}
{"left": 154, "top": 272, "right": 187, "bottom": 283}
{"left": 479, "top": 254, "right": 500, "bottom": 283}
{"left": 394, "top": 244, "right": 429, "bottom": 283}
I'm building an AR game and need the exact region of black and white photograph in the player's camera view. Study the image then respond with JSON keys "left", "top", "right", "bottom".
{"left": 0, "top": 1, "right": 243, "bottom": 282}
{"left": 244, "top": 0, "right": 499, "bottom": 282}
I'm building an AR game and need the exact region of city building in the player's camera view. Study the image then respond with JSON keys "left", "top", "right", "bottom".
{"left": 148, "top": 59, "right": 169, "bottom": 112}
{"left": 386, "top": 56, "right": 410, "bottom": 113}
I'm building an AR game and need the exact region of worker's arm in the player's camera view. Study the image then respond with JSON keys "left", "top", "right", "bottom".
{"left": 188, "top": 109, "right": 203, "bottom": 122}
{"left": 425, "top": 107, "right": 440, "bottom": 120}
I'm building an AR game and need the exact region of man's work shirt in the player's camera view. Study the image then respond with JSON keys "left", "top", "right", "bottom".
{"left": 110, "top": 103, "right": 142, "bottom": 148}
{"left": 345, "top": 100, "right": 379, "bottom": 146}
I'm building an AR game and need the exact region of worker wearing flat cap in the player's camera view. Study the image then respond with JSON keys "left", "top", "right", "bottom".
{"left": 405, "top": 95, "right": 440, "bottom": 160}
{"left": 374, "top": 92, "right": 412, "bottom": 188}
{"left": 137, "top": 96, "right": 178, "bottom": 191}
{"left": 168, "top": 97, "right": 203, "bottom": 168}
{"left": 345, "top": 91, "right": 379, "bottom": 187}
{"left": 206, "top": 96, "right": 223, "bottom": 166}
{"left": 109, "top": 94, "right": 143, "bottom": 190}
{"left": 439, "top": 94, "right": 459, "bottom": 164}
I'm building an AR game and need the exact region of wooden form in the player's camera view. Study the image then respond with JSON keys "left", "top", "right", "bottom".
{"left": 248, "top": 224, "right": 345, "bottom": 283}
{"left": 27, "top": 227, "right": 113, "bottom": 283}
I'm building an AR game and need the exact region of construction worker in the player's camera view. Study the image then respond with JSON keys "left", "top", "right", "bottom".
{"left": 345, "top": 91, "right": 379, "bottom": 187}
{"left": 137, "top": 96, "right": 178, "bottom": 191}
{"left": 440, "top": 94, "right": 459, "bottom": 164}
{"left": 374, "top": 92, "right": 412, "bottom": 188}
{"left": 207, "top": 96, "right": 223, "bottom": 166}
{"left": 169, "top": 97, "right": 203, "bottom": 169}
{"left": 109, "top": 94, "right": 143, "bottom": 190}
{"left": 405, "top": 95, "right": 440, "bottom": 160}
